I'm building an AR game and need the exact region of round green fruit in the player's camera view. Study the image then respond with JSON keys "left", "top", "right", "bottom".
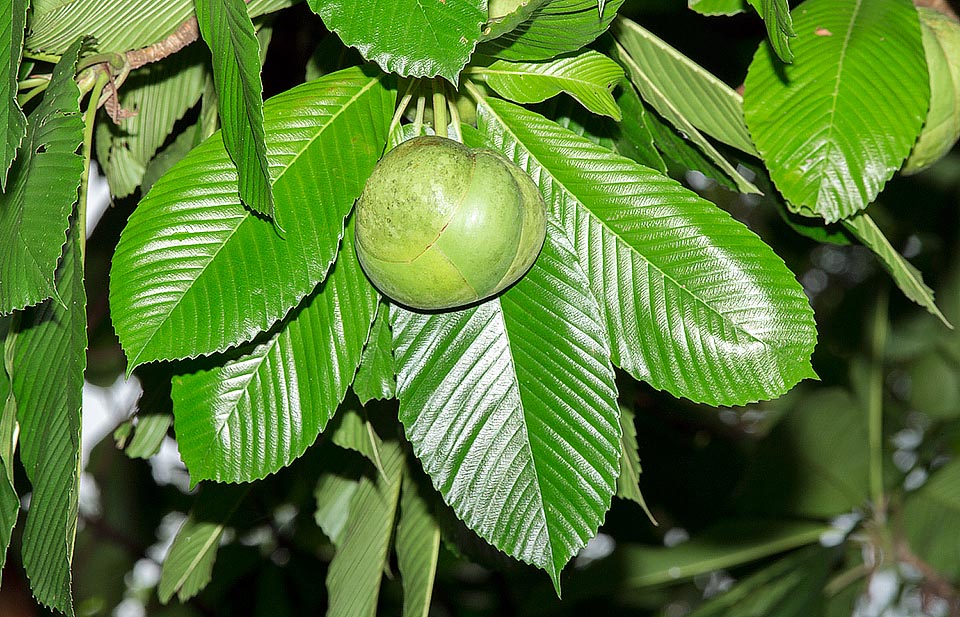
{"left": 903, "top": 8, "right": 960, "bottom": 175}
{"left": 355, "top": 135, "right": 547, "bottom": 310}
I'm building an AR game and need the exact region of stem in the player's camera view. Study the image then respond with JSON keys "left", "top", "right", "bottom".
{"left": 432, "top": 80, "right": 448, "bottom": 138}
{"left": 446, "top": 83, "right": 463, "bottom": 143}
{"left": 17, "top": 83, "right": 48, "bottom": 107}
{"left": 23, "top": 51, "right": 61, "bottom": 64}
{"left": 388, "top": 79, "right": 417, "bottom": 143}
{"left": 78, "top": 70, "right": 110, "bottom": 259}
{"left": 463, "top": 79, "right": 486, "bottom": 107}
{"left": 17, "top": 76, "right": 51, "bottom": 90}
{"left": 868, "top": 289, "right": 889, "bottom": 521}
{"left": 413, "top": 93, "right": 426, "bottom": 137}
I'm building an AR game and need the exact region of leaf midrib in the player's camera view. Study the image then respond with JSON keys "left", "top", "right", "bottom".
{"left": 479, "top": 98, "right": 780, "bottom": 361}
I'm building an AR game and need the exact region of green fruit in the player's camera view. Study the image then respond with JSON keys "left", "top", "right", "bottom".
{"left": 355, "top": 135, "right": 547, "bottom": 310}
{"left": 903, "top": 8, "right": 960, "bottom": 175}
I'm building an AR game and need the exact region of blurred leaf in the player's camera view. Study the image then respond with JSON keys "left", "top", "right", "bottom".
{"left": 392, "top": 218, "right": 620, "bottom": 588}
{"left": 196, "top": 0, "right": 274, "bottom": 219}
{"left": 326, "top": 440, "right": 403, "bottom": 617}
{"left": 480, "top": 0, "right": 624, "bottom": 62}
{"left": 688, "top": 545, "right": 833, "bottom": 617}
{"left": 908, "top": 351, "right": 960, "bottom": 419}
{"left": 396, "top": 469, "right": 441, "bottom": 617}
{"left": 27, "top": 0, "right": 293, "bottom": 55}
{"left": 305, "top": 34, "right": 363, "bottom": 82}
{"left": 110, "top": 67, "right": 393, "bottom": 369}
{"left": 171, "top": 219, "right": 378, "bottom": 483}
{"left": 474, "top": 97, "right": 817, "bottom": 406}
{"left": 471, "top": 50, "right": 624, "bottom": 119}
{"left": 306, "top": 0, "right": 485, "bottom": 83}
{"left": 314, "top": 448, "right": 367, "bottom": 547}
{"left": 0, "top": 39, "right": 84, "bottom": 314}
{"left": 688, "top": 0, "right": 749, "bottom": 15}
{"left": 744, "top": 0, "right": 928, "bottom": 221}
{"left": 1, "top": 0, "right": 27, "bottom": 189}
{"left": 903, "top": 458, "right": 960, "bottom": 579}
{"left": 8, "top": 213, "right": 85, "bottom": 616}
{"left": 158, "top": 484, "right": 247, "bottom": 604}
{"left": 737, "top": 388, "right": 870, "bottom": 518}
{"left": 352, "top": 304, "right": 396, "bottom": 404}
{"left": 843, "top": 213, "right": 950, "bottom": 327}
{"left": 95, "top": 44, "right": 206, "bottom": 198}
{"left": 140, "top": 121, "right": 201, "bottom": 195}
{"left": 124, "top": 413, "right": 172, "bottom": 459}
{"left": 613, "top": 16, "right": 757, "bottom": 156}
{"left": 0, "top": 377, "right": 18, "bottom": 584}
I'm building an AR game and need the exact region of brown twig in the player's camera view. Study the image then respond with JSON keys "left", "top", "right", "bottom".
{"left": 914, "top": 0, "right": 959, "bottom": 21}
{"left": 895, "top": 537, "right": 960, "bottom": 616}
{"left": 125, "top": 17, "right": 200, "bottom": 71}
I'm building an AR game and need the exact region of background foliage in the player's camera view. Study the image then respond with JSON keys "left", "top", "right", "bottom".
{"left": 0, "top": 0, "right": 959, "bottom": 615}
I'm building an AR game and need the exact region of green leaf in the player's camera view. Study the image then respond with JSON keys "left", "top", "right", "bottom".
{"left": 903, "top": 458, "right": 960, "bottom": 579}
{"left": 1, "top": 0, "right": 27, "bottom": 189}
{"left": 737, "top": 388, "right": 869, "bottom": 518}
{"left": 615, "top": 406, "right": 653, "bottom": 521}
{"left": 353, "top": 304, "right": 397, "bottom": 404}
{"left": 471, "top": 50, "right": 624, "bottom": 120}
{"left": 110, "top": 67, "right": 393, "bottom": 369}
{"left": 124, "top": 413, "right": 172, "bottom": 459}
{"left": 483, "top": 0, "right": 550, "bottom": 42}
{"left": 158, "top": 484, "right": 246, "bottom": 604}
{"left": 7, "top": 214, "right": 85, "bottom": 616}
{"left": 313, "top": 447, "right": 365, "bottom": 547}
{"left": 330, "top": 406, "right": 386, "bottom": 476}
{"left": 643, "top": 100, "right": 736, "bottom": 190}
{"left": 0, "top": 362, "right": 19, "bottom": 585}
{"left": 171, "top": 218, "right": 378, "bottom": 483}
{"left": 0, "top": 39, "right": 84, "bottom": 314}
{"left": 196, "top": 0, "right": 274, "bottom": 219}
{"left": 326, "top": 440, "right": 403, "bottom": 617}
{"left": 688, "top": 545, "right": 833, "bottom": 617}
{"left": 613, "top": 17, "right": 758, "bottom": 157}
{"left": 753, "top": 0, "right": 796, "bottom": 64}
{"left": 475, "top": 96, "right": 817, "bottom": 406}
{"left": 480, "top": 0, "right": 624, "bottom": 62}
{"left": 744, "top": 0, "right": 928, "bottom": 222}
{"left": 306, "top": 0, "right": 485, "bottom": 84}
{"left": 842, "top": 213, "right": 950, "bottom": 327}
{"left": 561, "top": 519, "right": 831, "bottom": 597}
{"left": 396, "top": 470, "right": 441, "bottom": 617}
{"left": 27, "top": 0, "right": 293, "bottom": 55}
{"left": 688, "top": 0, "right": 749, "bottom": 16}
{"left": 140, "top": 121, "right": 201, "bottom": 196}
{"left": 392, "top": 218, "right": 621, "bottom": 588}
{"left": 95, "top": 45, "right": 206, "bottom": 198}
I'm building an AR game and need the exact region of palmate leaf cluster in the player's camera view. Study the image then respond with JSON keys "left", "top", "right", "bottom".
{"left": 0, "top": 0, "right": 956, "bottom": 614}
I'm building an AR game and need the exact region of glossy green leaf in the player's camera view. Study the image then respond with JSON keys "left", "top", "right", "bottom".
{"left": 688, "top": 545, "right": 833, "bottom": 617}
{"left": 27, "top": 0, "right": 293, "bottom": 55}
{"left": 903, "top": 458, "right": 960, "bottom": 579}
{"left": 326, "top": 440, "right": 403, "bottom": 617}
{"left": 737, "top": 388, "right": 869, "bottom": 517}
{"left": 480, "top": 0, "right": 624, "bottom": 62}
{"left": 610, "top": 82, "right": 666, "bottom": 172}
{"left": 613, "top": 17, "right": 758, "bottom": 157}
{"left": 615, "top": 406, "right": 653, "bottom": 521}
{"left": 754, "top": 0, "right": 796, "bottom": 64}
{"left": 396, "top": 470, "right": 441, "bottom": 617}
{"left": 95, "top": 45, "right": 206, "bottom": 198}
{"left": 306, "top": 0, "right": 485, "bottom": 83}
{"left": 1, "top": 0, "right": 27, "bottom": 189}
{"left": 744, "top": 0, "right": 928, "bottom": 222}
{"left": 353, "top": 304, "right": 396, "bottom": 404}
{"left": 196, "top": 0, "right": 274, "bottom": 219}
{"left": 483, "top": 0, "right": 549, "bottom": 42}
{"left": 0, "top": 40, "right": 83, "bottom": 314}
{"left": 392, "top": 218, "right": 620, "bottom": 588}
{"left": 124, "top": 413, "right": 172, "bottom": 459}
{"left": 8, "top": 215, "right": 85, "bottom": 616}
{"left": 611, "top": 46, "right": 757, "bottom": 193}
{"left": 110, "top": 67, "right": 393, "bottom": 369}
{"left": 171, "top": 220, "right": 378, "bottom": 483}
{"left": 475, "top": 96, "right": 817, "bottom": 405}
{"left": 471, "top": 50, "right": 624, "bottom": 119}
{"left": 843, "top": 213, "right": 950, "bottom": 327}
{"left": 158, "top": 484, "right": 246, "bottom": 603}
